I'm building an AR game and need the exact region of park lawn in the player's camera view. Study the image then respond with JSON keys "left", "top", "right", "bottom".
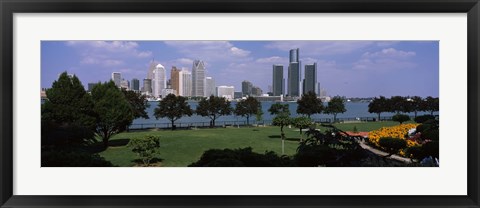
{"left": 98, "top": 121, "right": 412, "bottom": 167}
{"left": 98, "top": 126, "right": 304, "bottom": 167}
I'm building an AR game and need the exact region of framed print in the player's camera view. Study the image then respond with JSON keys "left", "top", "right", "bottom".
{"left": 1, "top": 0, "right": 479, "bottom": 207}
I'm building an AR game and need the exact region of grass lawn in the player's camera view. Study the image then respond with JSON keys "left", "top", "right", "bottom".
{"left": 97, "top": 121, "right": 410, "bottom": 167}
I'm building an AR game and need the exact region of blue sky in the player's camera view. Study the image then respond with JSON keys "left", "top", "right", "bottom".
{"left": 41, "top": 40, "right": 439, "bottom": 97}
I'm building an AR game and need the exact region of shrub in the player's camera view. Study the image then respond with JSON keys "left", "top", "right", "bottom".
{"left": 295, "top": 144, "right": 336, "bottom": 167}
{"left": 422, "top": 141, "right": 439, "bottom": 159}
{"left": 414, "top": 115, "right": 435, "bottom": 123}
{"left": 392, "top": 114, "right": 410, "bottom": 124}
{"left": 189, "top": 147, "right": 293, "bottom": 167}
{"left": 127, "top": 135, "right": 161, "bottom": 166}
{"left": 404, "top": 145, "right": 425, "bottom": 160}
{"left": 378, "top": 137, "right": 407, "bottom": 155}
{"left": 42, "top": 149, "right": 113, "bottom": 167}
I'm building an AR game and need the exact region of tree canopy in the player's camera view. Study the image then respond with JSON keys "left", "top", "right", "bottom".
{"left": 268, "top": 103, "right": 290, "bottom": 116}
{"left": 154, "top": 94, "right": 193, "bottom": 130}
{"left": 234, "top": 97, "right": 261, "bottom": 125}
{"left": 196, "top": 95, "right": 233, "bottom": 127}
{"left": 368, "top": 96, "right": 388, "bottom": 121}
{"left": 91, "top": 81, "right": 134, "bottom": 148}
{"left": 122, "top": 89, "right": 150, "bottom": 119}
{"left": 325, "top": 96, "right": 347, "bottom": 123}
{"left": 296, "top": 91, "right": 323, "bottom": 118}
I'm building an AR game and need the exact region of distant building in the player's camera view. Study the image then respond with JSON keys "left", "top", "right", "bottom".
{"left": 171, "top": 66, "right": 181, "bottom": 95}
{"left": 131, "top": 78, "right": 140, "bottom": 92}
{"left": 272, "top": 64, "right": 284, "bottom": 96}
{"left": 120, "top": 79, "right": 130, "bottom": 90}
{"left": 152, "top": 64, "right": 166, "bottom": 98}
{"left": 251, "top": 86, "right": 263, "bottom": 96}
{"left": 87, "top": 82, "right": 99, "bottom": 92}
{"left": 111, "top": 72, "right": 121, "bottom": 87}
{"left": 304, "top": 63, "right": 317, "bottom": 95}
{"left": 143, "top": 78, "right": 152, "bottom": 95}
{"left": 252, "top": 95, "right": 283, "bottom": 102}
{"left": 192, "top": 60, "right": 206, "bottom": 97}
{"left": 242, "top": 80, "right": 253, "bottom": 96}
{"left": 216, "top": 86, "right": 235, "bottom": 100}
{"left": 146, "top": 60, "right": 158, "bottom": 80}
{"left": 161, "top": 88, "right": 177, "bottom": 98}
{"left": 179, "top": 69, "right": 192, "bottom": 97}
{"left": 320, "top": 88, "right": 327, "bottom": 97}
{"left": 288, "top": 48, "right": 301, "bottom": 97}
{"left": 234, "top": 91, "right": 243, "bottom": 99}
{"left": 205, "top": 77, "right": 216, "bottom": 97}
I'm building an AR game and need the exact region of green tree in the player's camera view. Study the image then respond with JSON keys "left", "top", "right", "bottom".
{"left": 42, "top": 72, "right": 96, "bottom": 146}
{"left": 293, "top": 117, "right": 312, "bottom": 142}
{"left": 268, "top": 103, "right": 290, "bottom": 115}
{"left": 325, "top": 96, "right": 347, "bottom": 123}
{"left": 235, "top": 97, "right": 261, "bottom": 126}
{"left": 296, "top": 91, "right": 323, "bottom": 118}
{"left": 410, "top": 96, "right": 423, "bottom": 118}
{"left": 196, "top": 95, "right": 233, "bottom": 127}
{"left": 388, "top": 96, "right": 407, "bottom": 114}
{"left": 272, "top": 114, "right": 292, "bottom": 154}
{"left": 122, "top": 89, "right": 150, "bottom": 119}
{"left": 392, "top": 114, "right": 410, "bottom": 124}
{"left": 255, "top": 108, "right": 264, "bottom": 126}
{"left": 127, "top": 135, "right": 161, "bottom": 166}
{"left": 422, "top": 96, "right": 439, "bottom": 115}
{"left": 368, "top": 96, "right": 388, "bottom": 121}
{"left": 154, "top": 94, "right": 193, "bottom": 130}
{"left": 91, "top": 81, "right": 134, "bottom": 148}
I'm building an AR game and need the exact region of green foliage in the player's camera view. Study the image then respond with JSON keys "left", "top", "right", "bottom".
{"left": 272, "top": 114, "right": 292, "bottom": 140}
{"left": 234, "top": 97, "right": 261, "bottom": 125}
{"left": 293, "top": 117, "right": 312, "bottom": 142}
{"left": 368, "top": 96, "right": 388, "bottom": 121}
{"left": 42, "top": 149, "right": 113, "bottom": 167}
{"left": 392, "top": 114, "right": 410, "bottom": 124}
{"left": 42, "top": 72, "right": 96, "bottom": 146}
{"left": 353, "top": 126, "right": 358, "bottom": 133}
{"left": 294, "top": 144, "right": 336, "bottom": 167}
{"left": 188, "top": 147, "right": 293, "bottom": 167}
{"left": 421, "top": 96, "right": 439, "bottom": 115}
{"left": 378, "top": 137, "right": 407, "bottom": 155}
{"left": 127, "top": 135, "right": 161, "bottom": 166}
{"left": 196, "top": 95, "right": 232, "bottom": 127}
{"left": 154, "top": 94, "right": 193, "bottom": 130}
{"left": 296, "top": 91, "right": 323, "bottom": 118}
{"left": 268, "top": 103, "right": 290, "bottom": 116}
{"left": 325, "top": 96, "right": 347, "bottom": 122}
{"left": 122, "top": 89, "right": 150, "bottom": 119}
{"left": 255, "top": 108, "right": 264, "bottom": 123}
{"left": 414, "top": 115, "right": 435, "bottom": 123}
{"left": 91, "top": 81, "right": 134, "bottom": 148}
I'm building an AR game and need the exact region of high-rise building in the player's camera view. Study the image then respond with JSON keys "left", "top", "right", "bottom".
{"left": 146, "top": 60, "right": 158, "bottom": 80}
{"left": 111, "top": 72, "right": 121, "bottom": 87}
{"left": 178, "top": 69, "right": 192, "bottom": 97}
{"left": 192, "top": 60, "right": 206, "bottom": 97}
{"left": 131, "top": 78, "right": 140, "bottom": 92}
{"left": 120, "top": 79, "right": 130, "bottom": 90}
{"left": 304, "top": 63, "right": 317, "bottom": 95}
{"left": 288, "top": 48, "right": 301, "bottom": 97}
{"left": 320, "top": 88, "right": 327, "bottom": 97}
{"left": 143, "top": 79, "right": 152, "bottom": 95}
{"left": 251, "top": 86, "right": 263, "bottom": 96}
{"left": 272, "top": 64, "right": 284, "bottom": 96}
{"left": 234, "top": 91, "right": 243, "bottom": 99}
{"left": 216, "top": 86, "right": 235, "bottom": 100}
{"left": 205, "top": 77, "right": 216, "bottom": 97}
{"left": 171, "top": 66, "right": 181, "bottom": 95}
{"left": 242, "top": 80, "right": 253, "bottom": 96}
{"left": 152, "top": 63, "right": 166, "bottom": 98}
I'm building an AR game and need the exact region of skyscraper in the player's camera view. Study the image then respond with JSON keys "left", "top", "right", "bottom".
{"left": 131, "top": 78, "right": 140, "bottom": 92}
{"left": 205, "top": 77, "right": 216, "bottom": 97}
{"left": 120, "top": 79, "right": 130, "bottom": 90}
{"left": 192, "top": 60, "right": 206, "bottom": 97}
{"left": 251, "top": 86, "right": 263, "bottom": 96}
{"left": 171, "top": 66, "right": 181, "bottom": 95}
{"left": 111, "top": 72, "right": 121, "bottom": 87}
{"left": 143, "top": 79, "right": 152, "bottom": 95}
{"left": 146, "top": 59, "right": 158, "bottom": 80}
{"left": 272, "top": 64, "right": 284, "bottom": 96}
{"left": 179, "top": 69, "right": 192, "bottom": 97}
{"left": 152, "top": 63, "right": 166, "bottom": 98}
{"left": 216, "top": 86, "right": 235, "bottom": 100}
{"left": 242, "top": 80, "right": 253, "bottom": 96}
{"left": 304, "top": 63, "right": 317, "bottom": 95}
{"left": 288, "top": 48, "right": 301, "bottom": 97}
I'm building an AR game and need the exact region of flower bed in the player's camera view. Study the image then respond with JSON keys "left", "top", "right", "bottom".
{"left": 368, "top": 124, "right": 420, "bottom": 156}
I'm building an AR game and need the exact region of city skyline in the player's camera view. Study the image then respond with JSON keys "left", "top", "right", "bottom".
{"left": 41, "top": 41, "right": 439, "bottom": 97}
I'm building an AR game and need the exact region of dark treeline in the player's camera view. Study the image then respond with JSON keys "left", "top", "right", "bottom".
{"left": 368, "top": 96, "right": 439, "bottom": 121}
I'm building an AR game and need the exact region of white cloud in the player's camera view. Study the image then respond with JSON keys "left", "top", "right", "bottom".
{"left": 265, "top": 41, "right": 374, "bottom": 56}
{"left": 229, "top": 47, "right": 250, "bottom": 57}
{"left": 164, "top": 41, "right": 252, "bottom": 62}
{"left": 362, "top": 48, "right": 416, "bottom": 58}
{"left": 255, "top": 56, "right": 288, "bottom": 64}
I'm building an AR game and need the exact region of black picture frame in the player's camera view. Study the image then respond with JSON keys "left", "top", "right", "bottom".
{"left": 1, "top": 0, "right": 479, "bottom": 207}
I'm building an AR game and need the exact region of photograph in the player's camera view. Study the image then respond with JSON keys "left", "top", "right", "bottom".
{"left": 40, "top": 40, "right": 439, "bottom": 167}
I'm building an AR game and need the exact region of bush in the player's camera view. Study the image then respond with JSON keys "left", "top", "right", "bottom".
{"left": 414, "top": 115, "right": 435, "bottom": 123}
{"left": 422, "top": 141, "right": 439, "bottom": 159}
{"left": 295, "top": 144, "right": 336, "bottom": 167}
{"left": 404, "top": 145, "right": 425, "bottom": 160}
{"left": 42, "top": 149, "right": 113, "bottom": 167}
{"left": 127, "top": 135, "right": 161, "bottom": 166}
{"left": 378, "top": 137, "right": 407, "bottom": 155}
{"left": 392, "top": 114, "right": 410, "bottom": 124}
{"left": 189, "top": 147, "right": 293, "bottom": 167}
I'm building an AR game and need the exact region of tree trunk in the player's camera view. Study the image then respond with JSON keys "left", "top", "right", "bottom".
{"left": 333, "top": 114, "right": 337, "bottom": 123}
{"left": 212, "top": 118, "right": 216, "bottom": 128}
{"left": 171, "top": 120, "right": 175, "bottom": 131}
{"left": 246, "top": 116, "right": 250, "bottom": 126}
{"left": 377, "top": 113, "right": 381, "bottom": 122}
{"left": 103, "top": 136, "right": 109, "bottom": 149}
{"left": 414, "top": 111, "right": 418, "bottom": 118}
{"left": 300, "top": 129, "right": 303, "bottom": 142}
